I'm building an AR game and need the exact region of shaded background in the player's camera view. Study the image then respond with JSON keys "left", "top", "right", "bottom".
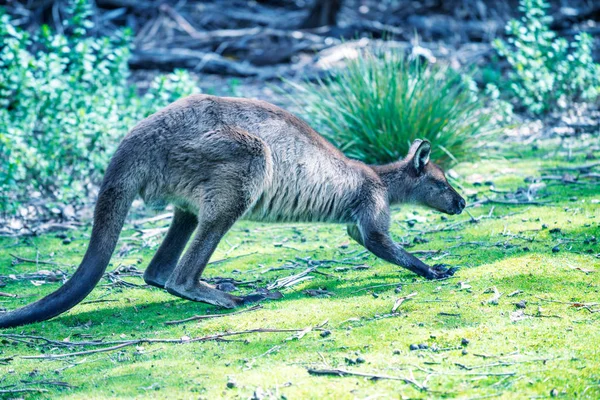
{"left": 5, "top": 0, "right": 600, "bottom": 99}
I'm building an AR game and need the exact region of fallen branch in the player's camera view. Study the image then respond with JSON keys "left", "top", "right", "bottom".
{"left": 307, "top": 368, "right": 426, "bottom": 391}
{"left": 160, "top": 4, "right": 204, "bottom": 39}
{"left": 471, "top": 197, "right": 552, "bottom": 207}
{"left": 130, "top": 49, "right": 264, "bottom": 76}
{"left": 9, "top": 253, "right": 59, "bottom": 266}
{"left": 566, "top": 264, "right": 595, "bottom": 275}
{"left": 540, "top": 175, "right": 589, "bottom": 185}
{"left": 0, "top": 334, "right": 78, "bottom": 348}
{"left": 267, "top": 267, "right": 315, "bottom": 290}
{"left": 534, "top": 296, "right": 599, "bottom": 312}
{"left": 18, "top": 380, "right": 72, "bottom": 389}
{"left": 21, "top": 342, "right": 135, "bottom": 359}
{"left": 455, "top": 361, "right": 513, "bottom": 370}
{"left": 17, "top": 327, "right": 323, "bottom": 359}
{"left": 0, "top": 356, "right": 14, "bottom": 364}
{"left": 0, "top": 388, "right": 48, "bottom": 394}
{"left": 0, "top": 270, "right": 67, "bottom": 283}
{"left": 80, "top": 299, "right": 119, "bottom": 305}
{"left": 351, "top": 276, "right": 455, "bottom": 294}
{"left": 295, "top": 253, "right": 370, "bottom": 267}
{"left": 169, "top": 26, "right": 329, "bottom": 47}
{"left": 208, "top": 252, "right": 258, "bottom": 266}
{"left": 542, "top": 162, "right": 600, "bottom": 172}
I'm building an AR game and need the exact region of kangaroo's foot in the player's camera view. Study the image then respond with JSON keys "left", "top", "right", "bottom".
{"left": 426, "top": 264, "right": 458, "bottom": 280}
{"left": 165, "top": 280, "right": 243, "bottom": 308}
{"left": 165, "top": 280, "right": 281, "bottom": 308}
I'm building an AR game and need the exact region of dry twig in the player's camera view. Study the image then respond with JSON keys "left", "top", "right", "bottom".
{"left": 14, "top": 326, "right": 324, "bottom": 359}
{"left": 307, "top": 368, "right": 426, "bottom": 391}
{"left": 392, "top": 292, "right": 417, "bottom": 313}
{"left": 164, "top": 305, "right": 262, "bottom": 325}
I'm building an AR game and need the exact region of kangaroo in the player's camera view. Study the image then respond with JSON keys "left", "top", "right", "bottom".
{"left": 0, "top": 94, "right": 465, "bottom": 328}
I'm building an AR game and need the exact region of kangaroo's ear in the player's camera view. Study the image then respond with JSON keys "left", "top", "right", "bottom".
{"left": 407, "top": 139, "right": 431, "bottom": 172}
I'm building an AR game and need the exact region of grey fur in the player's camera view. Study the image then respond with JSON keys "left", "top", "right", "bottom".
{"left": 0, "top": 94, "right": 465, "bottom": 328}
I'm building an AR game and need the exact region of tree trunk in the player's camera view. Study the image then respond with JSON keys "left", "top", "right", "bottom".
{"left": 300, "top": 0, "right": 342, "bottom": 29}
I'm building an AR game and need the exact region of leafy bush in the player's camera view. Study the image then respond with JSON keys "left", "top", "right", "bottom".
{"left": 287, "top": 48, "right": 494, "bottom": 166}
{"left": 290, "top": 49, "right": 490, "bottom": 164}
{"left": 0, "top": 0, "right": 199, "bottom": 214}
{"left": 493, "top": 0, "right": 600, "bottom": 115}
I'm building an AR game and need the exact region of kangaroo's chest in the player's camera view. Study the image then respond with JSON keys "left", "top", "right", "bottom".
{"left": 243, "top": 155, "right": 360, "bottom": 224}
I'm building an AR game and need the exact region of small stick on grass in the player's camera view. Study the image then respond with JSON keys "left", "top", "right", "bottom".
{"left": 19, "top": 380, "right": 72, "bottom": 388}
{"left": 164, "top": 304, "right": 262, "bottom": 325}
{"left": 21, "top": 342, "right": 135, "bottom": 359}
{"left": 534, "top": 296, "right": 598, "bottom": 306}
{"left": 81, "top": 299, "right": 119, "bottom": 305}
{"left": 0, "top": 356, "right": 14, "bottom": 364}
{"left": 464, "top": 209, "right": 478, "bottom": 223}
{"left": 541, "top": 162, "right": 600, "bottom": 172}
{"left": 9, "top": 253, "right": 58, "bottom": 266}
{"left": 352, "top": 276, "right": 455, "bottom": 294}
{"left": 392, "top": 292, "right": 417, "bottom": 313}
{"left": 0, "top": 388, "right": 49, "bottom": 394}
{"left": 307, "top": 368, "right": 426, "bottom": 391}
{"left": 18, "top": 327, "right": 324, "bottom": 359}
{"left": 208, "top": 252, "right": 258, "bottom": 265}
{"left": 438, "top": 312, "right": 461, "bottom": 317}
{"left": 455, "top": 361, "right": 513, "bottom": 370}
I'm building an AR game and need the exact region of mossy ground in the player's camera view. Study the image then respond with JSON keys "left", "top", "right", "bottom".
{"left": 1, "top": 135, "right": 599, "bottom": 399}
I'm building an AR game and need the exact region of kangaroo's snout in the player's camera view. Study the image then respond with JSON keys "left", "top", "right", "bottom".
{"left": 439, "top": 193, "right": 466, "bottom": 215}
{"left": 454, "top": 197, "right": 466, "bottom": 215}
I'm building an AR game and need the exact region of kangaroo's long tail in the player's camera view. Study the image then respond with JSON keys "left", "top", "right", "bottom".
{"left": 0, "top": 153, "right": 141, "bottom": 328}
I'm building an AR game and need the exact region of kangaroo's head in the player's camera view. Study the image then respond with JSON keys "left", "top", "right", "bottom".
{"left": 375, "top": 139, "right": 466, "bottom": 215}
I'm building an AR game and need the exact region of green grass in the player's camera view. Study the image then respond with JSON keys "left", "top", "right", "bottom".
{"left": 0, "top": 135, "right": 599, "bottom": 399}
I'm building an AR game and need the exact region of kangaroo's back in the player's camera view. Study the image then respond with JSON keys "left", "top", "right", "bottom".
{"left": 145, "top": 95, "right": 366, "bottom": 223}
{"left": 172, "top": 94, "right": 346, "bottom": 158}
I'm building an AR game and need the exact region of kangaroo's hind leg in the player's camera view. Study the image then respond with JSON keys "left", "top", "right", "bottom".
{"left": 143, "top": 208, "right": 198, "bottom": 288}
{"left": 164, "top": 212, "right": 250, "bottom": 308}
{"left": 164, "top": 127, "right": 274, "bottom": 308}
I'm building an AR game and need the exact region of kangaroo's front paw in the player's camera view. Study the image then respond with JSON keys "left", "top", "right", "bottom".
{"left": 428, "top": 264, "right": 458, "bottom": 280}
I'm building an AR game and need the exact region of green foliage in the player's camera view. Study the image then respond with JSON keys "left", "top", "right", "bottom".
{"left": 287, "top": 48, "right": 494, "bottom": 166}
{"left": 0, "top": 0, "right": 199, "bottom": 213}
{"left": 493, "top": 0, "right": 600, "bottom": 115}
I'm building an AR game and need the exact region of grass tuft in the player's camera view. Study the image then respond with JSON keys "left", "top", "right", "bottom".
{"left": 287, "top": 47, "right": 494, "bottom": 166}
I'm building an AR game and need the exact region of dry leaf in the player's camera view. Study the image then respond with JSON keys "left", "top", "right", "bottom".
{"left": 392, "top": 292, "right": 417, "bottom": 313}
{"left": 510, "top": 310, "right": 529, "bottom": 323}
{"left": 484, "top": 286, "right": 502, "bottom": 305}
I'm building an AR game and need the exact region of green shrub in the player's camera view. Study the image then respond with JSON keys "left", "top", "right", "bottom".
{"left": 287, "top": 48, "right": 494, "bottom": 166}
{"left": 493, "top": 0, "right": 600, "bottom": 115}
{"left": 0, "top": 0, "right": 199, "bottom": 214}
